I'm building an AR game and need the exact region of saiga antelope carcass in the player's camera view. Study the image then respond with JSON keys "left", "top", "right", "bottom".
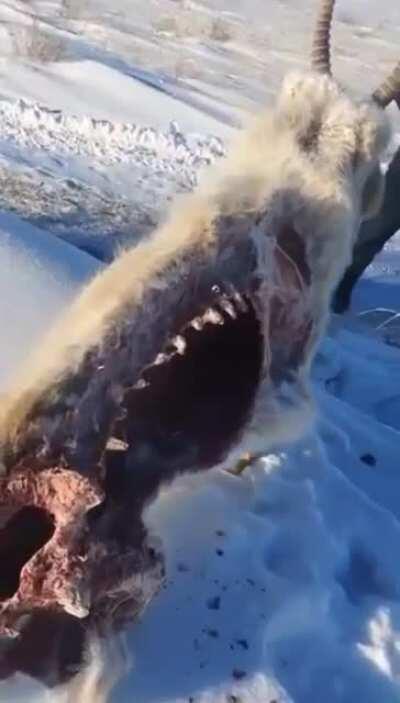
{"left": 0, "top": 0, "right": 398, "bottom": 695}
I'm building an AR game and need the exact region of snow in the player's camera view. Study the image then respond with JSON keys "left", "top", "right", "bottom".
{"left": 0, "top": 0, "right": 400, "bottom": 702}
{"left": 0, "top": 59, "right": 234, "bottom": 136}
{"left": 0, "top": 212, "right": 100, "bottom": 389}
{"left": 109, "top": 325, "right": 400, "bottom": 703}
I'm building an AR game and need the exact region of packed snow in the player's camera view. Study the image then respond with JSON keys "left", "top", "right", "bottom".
{"left": 0, "top": 0, "right": 400, "bottom": 702}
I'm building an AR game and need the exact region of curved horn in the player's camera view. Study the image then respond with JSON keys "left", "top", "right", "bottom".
{"left": 372, "top": 62, "right": 400, "bottom": 108}
{"left": 311, "top": 0, "right": 336, "bottom": 75}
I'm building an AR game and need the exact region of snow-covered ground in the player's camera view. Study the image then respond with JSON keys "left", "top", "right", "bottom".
{"left": 0, "top": 1, "right": 400, "bottom": 701}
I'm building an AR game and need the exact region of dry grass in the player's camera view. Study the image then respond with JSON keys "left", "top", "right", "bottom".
{"left": 12, "top": 21, "right": 68, "bottom": 63}
{"left": 153, "top": 9, "right": 236, "bottom": 43}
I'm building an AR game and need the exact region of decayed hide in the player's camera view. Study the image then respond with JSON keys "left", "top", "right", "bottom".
{"left": 333, "top": 144, "right": 400, "bottom": 312}
{"left": 0, "top": 0, "right": 397, "bottom": 697}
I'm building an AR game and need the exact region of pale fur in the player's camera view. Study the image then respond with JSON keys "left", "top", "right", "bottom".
{"left": 53, "top": 632, "right": 130, "bottom": 703}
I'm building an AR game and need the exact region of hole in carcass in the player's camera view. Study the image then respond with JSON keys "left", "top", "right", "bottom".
{"left": 0, "top": 506, "right": 55, "bottom": 600}
{"left": 121, "top": 296, "right": 263, "bottom": 494}
{"left": 0, "top": 611, "right": 85, "bottom": 685}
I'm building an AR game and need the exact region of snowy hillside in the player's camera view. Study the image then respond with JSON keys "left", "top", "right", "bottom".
{"left": 0, "top": 1, "right": 400, "bottom": 702}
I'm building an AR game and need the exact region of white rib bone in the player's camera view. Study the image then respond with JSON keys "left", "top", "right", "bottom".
{"left": 203, "top": 308, "right": 224, "bottom": 325}
{"left": 172, "top": 335, "right": 187, "bottom": 354}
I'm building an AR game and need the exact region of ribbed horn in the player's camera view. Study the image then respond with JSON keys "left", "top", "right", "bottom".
{"left": 372, "top": 62, "right": 400, "bottom": 109}
{"left": 311, "top": 0, "right": 336, "bottom": 75}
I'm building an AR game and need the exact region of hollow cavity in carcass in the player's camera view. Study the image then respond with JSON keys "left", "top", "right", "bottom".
{"left": 0, "top": 611, "right": 86, "bottom": 685}
{"left": 119, "top": 296, "right": 263, "bottom": 487}
{"left": 0, "top": 506, "right": 55, "bottom": 600}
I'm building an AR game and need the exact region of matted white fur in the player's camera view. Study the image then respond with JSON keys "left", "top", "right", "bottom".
{"left": 53, "top": 632, "right": 131, "bottom": 703}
